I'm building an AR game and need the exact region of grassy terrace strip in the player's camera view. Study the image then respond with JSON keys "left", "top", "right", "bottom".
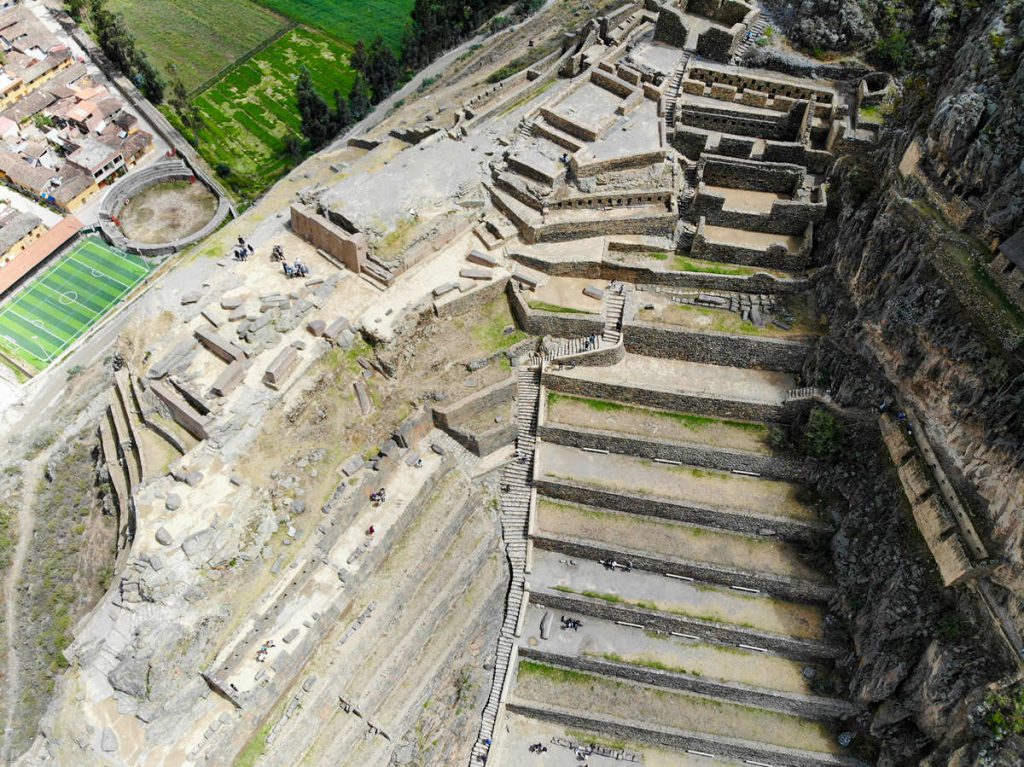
{"left": 106, "top": 0, "right": 289, "bottom": 92}
{"left": 516, "top": 660, "right": 842, "bottom": 754}
{"left": 0, "top": 239, "right": 151, "bottom": 371}
{"left": 546, "top": 392, "right": 771, "bottom": 447}
{"left": 535, "top": 499, "right": 828, "bottom": 583}
{"left": 190, "top": 27, "right": 356, "bottom": 198}
{"left": 254, "top": 0, "right": 415, "bottom": 48}
{"left": 528, "top": 301, "right": 596, "bottom": 315}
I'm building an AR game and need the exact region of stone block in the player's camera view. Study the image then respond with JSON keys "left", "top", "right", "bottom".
{"left": 583, "top": 285, "right": 605, "bottom": 300}
{"left": 511, "top": 271, "right": 540, "bottom": 289}
{"left": 710, "top": 82, "right": 738, "bottom": 102}
{"left": 459, "top": 268, "right": 492, "bottom": 281}
{"left": 165, "top": 493, "right": 182, "bottom": 511}
{"left": 354, "top": 380, "right": 372, "bottom": 416}
{"left": 155, "top": 527, "right": 173, "bottom": 546}
{"left": 221, "top": 296, "right": 244, "bottom": 310}
{"left": 433, "top": 281, "right": 458, "bottom": 298}
{"left": 211, "top": 359, "right": 247, "bottom": 397}
{"left": 467, "top": 249, "right": 497, "bottom": 267}
{"left": 181, "top": 291, "right": 202, "bottom": 305}
{"left": 323, "top": 316, "right": 351, "bottom": 343}
{"left": 263, "top": 346, "right": 299, "bottom": 390}
{"left": 341, "top": 455, "right": 365, "bottom": 476}
{"left": 307, "top": 319, "right": 326, "bottom": 337}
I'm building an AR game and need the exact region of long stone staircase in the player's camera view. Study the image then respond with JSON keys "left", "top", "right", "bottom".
{"left": 469, "top": 364, "right": 540, "bottom": 764}
{"left": 662, "top": 53, "right": 691, "bottom": 132}
{"left": 732, "top": 17, "right": 770, "bottom": 62}
{"left": 602, "top": 286, "right": 626, "bottom": 346}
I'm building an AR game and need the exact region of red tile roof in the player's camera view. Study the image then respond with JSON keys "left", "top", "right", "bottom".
{"left": 0, "top": 215, "right": 81, "bottom": 296}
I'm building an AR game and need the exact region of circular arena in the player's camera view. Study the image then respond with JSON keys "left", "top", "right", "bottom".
{"left": 99, "top": 160, "right": 231, "bottom": 256}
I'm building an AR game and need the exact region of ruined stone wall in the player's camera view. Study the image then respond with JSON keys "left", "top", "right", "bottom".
{"left": 688, "top": 66, "right": 834, "bottom": 105}
{"left": 695, "top": 24, "right": 743, "bottom": 63}
{"left": 701, "top": 155, "right": 803, "bottom": 194}
{"left": 433, "top": 277, "right": 510, "bottom": 319}
{"left": 431, "top": 376, "right": 517, "bottom": 456}
{"left": 510, "top": 250, "right": 812, "bottom": 294}
{"left": 547, "top": 186, "right": 673, "bottom": 211}
{"left": 762, "top": 142, "right": 835, "bottom": 175}
{"left": 692, "top": 218, "right": 811, "bottom": 271}
{"left": 622, "top": 319, "right": 810, "bottom": 371}
{"left": 572, "top": 149, "right": 668, "bottom": 178}
{"left": 676, "top": 103, "right": 797, "bottom": 141}
{"left": 653, "top": 4, "right": 688, "bottom": 47}
{"left": 540, "top": 108, "right": 599, "bottom": 142}
{"left": 688, "top": 191, "right": 826, "bottom": 235}
{"left": 530, "top": 210, "right": 678, "bottom": 243}
{"left": 289, "top": 204, "right": 366, "bottom": 274}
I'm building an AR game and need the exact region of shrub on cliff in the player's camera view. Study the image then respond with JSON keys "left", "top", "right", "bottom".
{"left": 804, "top": 409, "right": 844, "bottom": 458}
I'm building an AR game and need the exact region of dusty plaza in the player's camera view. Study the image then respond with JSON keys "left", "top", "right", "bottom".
{"left": 1, "top": 0, "right": 1024, "bottom": 766}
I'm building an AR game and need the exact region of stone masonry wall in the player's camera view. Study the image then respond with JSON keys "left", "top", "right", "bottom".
{"left": 518, "top": 648, "right": 851, "bottom": 719}
{"left": 536, "top": 478, "right": 825, "bottom": 540}
{"left": 508, "top": 282, "right": 607, "bottom": 338}
{"left": 530, "top": 589, "right": 838, "bottom": 660}
{"left": 536, "top": 422, "right": 810, "bottom": 480}
{"left": 622, "top": 319, "right": 810, "bottom": 371}
{"left": 701, "top": 155, "right": 803, "bottom": 193}
{"left": 531, "top": 535, "right": 831, "bottom": 602}
{"left": 542, "top": 369, "right": 788, "bottom": 422}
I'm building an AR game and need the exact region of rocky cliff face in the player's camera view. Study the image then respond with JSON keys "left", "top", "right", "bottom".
{"left": 768, "top": 0, "right": 1024, "bottom": 764}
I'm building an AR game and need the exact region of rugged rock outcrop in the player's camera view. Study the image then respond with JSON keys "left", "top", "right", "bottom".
{"left": 784, "top": 0, "right": 1024, "bottom": 763}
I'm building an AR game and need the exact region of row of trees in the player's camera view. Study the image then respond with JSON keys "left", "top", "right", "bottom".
{"left": 295, "top": 35, "right": 398, "bottom": 150}
{"left": 65, "top": 0, "right": 164, "bottom": 103}
{"left": 296, "top": 0, "right": 542, "bottom": 150}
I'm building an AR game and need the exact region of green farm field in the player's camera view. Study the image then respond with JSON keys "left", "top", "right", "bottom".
{"left": 105, "top": 0, "right": 289, "bottom": 92}
{"left": 255, "top": 0, "right": 415, "bottom": 48}
{"left": 191, "top": 27, "right": 356, "bottom": 199}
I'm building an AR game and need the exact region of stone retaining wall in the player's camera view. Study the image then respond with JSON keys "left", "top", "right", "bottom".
{"left": 434, "top": 276, "right": 510, "bottom": 319}
{"left": 518, "top": 648, "right": 853, "bottom": 719}
{"left": 622, "top": 319, "right": 809, "bottom": 371}
{"left": 505, "top": 703, "right": 865, "bottom": 767}
{"left": 532, "top": 534, "right": 832, "bottom": 602}
{"left": 536, "top": 422, "right": 810, "bottom": 481}
{"left": 701, "top": 154, "right": 803, "bottom": 193}
{"left": 692, "top": 216, "right": 812, "bottom": 271}
{"left": 689, "top": 188, "right": 826, "bottom": 235}
{"left": 508, "top": 282, "right": 606, "bottom": 337}
{"left": 542, "top": 368, "right": 787, "bottom": 422}
{"left": 536, "top": 478, "right": 826, "bottom": 540}
{"left": 432, "top": 376, "right": 517, "bottom": 457}
{"left": 511, "top": 249, "right": 811, "bottom": 293}
{"left": 531, "top": 589, "right": 840, "bottom": 661}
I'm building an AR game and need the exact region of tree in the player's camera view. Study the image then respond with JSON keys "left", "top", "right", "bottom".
{"left": 350, "top": 41, "right": 368, "bottom": 76}
{"left": 133, "top": 52, "right": 164, "bottom": 103}
{"left": 331, "top": 89, "right": 351, "bottom": 134}
{"left": 803, "top": 409, "right": 844, "bottom": 458}
{"left": 295, "top": 67, "right": 332, "bottom": 148}
{"left": 63, "top": 0, "right": 86, "bottom": 21}
{"left": 348, "top": 75, "right": 370, "bottom": 120}
{"left": 365, "top": 35, "right": 399, "bottom": 103}
{"left": 283, "top": 133, "right": 303, "bottom": 162}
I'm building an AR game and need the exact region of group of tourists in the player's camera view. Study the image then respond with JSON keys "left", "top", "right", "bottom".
{"left": 254, "top": 639, "right": 276, "bottom": 663}
{"left": 232, "top": 235, "right": 254, "bottom": 261}
{"left": 560, "top": 615, "right": 582, "bottom": 632}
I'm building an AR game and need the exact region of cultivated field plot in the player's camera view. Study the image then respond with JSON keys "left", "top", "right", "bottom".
{"left": 545, "top": 392, "right": 772, "bottom": 454}
{"left": 256, "top": 0, "right": 415, "bottom": 49}
{"left": 0, "top": 239, "right": 152, "bottom": 370}
{"left": 535, "top": 499, "right": 827, "bottom": 583}
{"left": 515, "top": 661, "right": 842, "bottom": 755}
{"left": 193, "top": 27, "right": 356, "bottom": 196}
{"left": 106, "top": 0, "right": 288, "bottom": 92}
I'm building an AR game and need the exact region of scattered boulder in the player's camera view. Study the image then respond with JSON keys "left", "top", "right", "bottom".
{"left": 108, "top": 657, "right": 150, "bottom": 698}
{"left": 155, "top": 527, "right": 173, "bottom": 546}
{"left": 100, "top": 727, "right": 119, "bottom": 753}
{"left": 165, "top": 493, "right": 182, "bottom": 512}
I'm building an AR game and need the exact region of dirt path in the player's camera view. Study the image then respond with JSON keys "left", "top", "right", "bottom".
{"left": 1, "top": 456, "right": 44, "bottom": 761}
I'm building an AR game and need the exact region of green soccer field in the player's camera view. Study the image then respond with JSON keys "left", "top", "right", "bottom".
{"left": 0, "top": 239, "right": 153, "bottom": 372}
